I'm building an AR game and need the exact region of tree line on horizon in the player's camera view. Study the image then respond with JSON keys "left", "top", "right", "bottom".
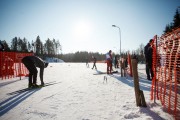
{"left": 0, "top": 35, "right": 145, "bottom": 62}
{"left": 0, "top": 35, "right": 144, "bottom": 62}
{"left": 0, "top": 35, "right": 61, "bottom": 57}
{"left": 163, "top": 8, "right": 180, "bottom": 33}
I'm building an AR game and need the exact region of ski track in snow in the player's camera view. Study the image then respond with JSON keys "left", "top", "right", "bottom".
{"left": 0, "top": 63, "right": 174, "bottom": 120}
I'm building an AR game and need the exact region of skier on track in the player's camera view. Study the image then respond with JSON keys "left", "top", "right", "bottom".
{"left": 106, "top": 50, "right": 113, "bottom": 74}
{"left": 91, "top": 56, "right": 97, "bottom": 70}
{"left": 22, "top": 56, "right": 49, "bottom": 88}
{"left": 86, "top": 57, "right": 89, "bottom": 68}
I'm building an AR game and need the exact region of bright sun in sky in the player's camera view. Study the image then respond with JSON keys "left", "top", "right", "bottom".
{"left": 73, "top": 20, "right": 93, "bottom": 41}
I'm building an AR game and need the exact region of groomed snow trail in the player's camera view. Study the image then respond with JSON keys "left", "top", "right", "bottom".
{"left": 0, "top": 63, "right": 173, "bottom": 120}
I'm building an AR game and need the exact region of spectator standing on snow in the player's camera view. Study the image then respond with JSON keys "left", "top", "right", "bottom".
{"left": 22, "top": 56, "right": 49, "bottom": 88}
{"left": 124, "top": 58, "right": 128, "bottom": 69}
{"left": 114, "top": 55, "right": 119, "bottom": 68}
{"left": 91, "top": 56, "right": 97, "bottom": 70}
{"left": 144, "top": 39, "right": 154, "bottom": 80}
{"left": 106, "top": 50, "right": 113, "bottom": 74}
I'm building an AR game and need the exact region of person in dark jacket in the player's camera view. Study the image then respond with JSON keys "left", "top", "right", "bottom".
{"left": 114, "top": 55, "right": 119, "bottom": 68}
{"left": 144, "top": 39, "right": 154, "bottom": 80}
{"left": 22, "top": 56, "right": 49, "bottom": 88}
{"left": 86, "top": 57, "right": 89, "bottom": 68}
{"left": 91, "top": 56, "right": 97, "bottom": 70}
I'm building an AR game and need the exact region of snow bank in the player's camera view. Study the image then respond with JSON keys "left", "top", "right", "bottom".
{"left": 45, "top": 57, "right": 64, "bottom": 63}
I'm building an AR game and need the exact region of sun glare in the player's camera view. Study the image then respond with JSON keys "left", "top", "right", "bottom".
{"left": 73, "top": 20, "right": 92, "bottom": 40}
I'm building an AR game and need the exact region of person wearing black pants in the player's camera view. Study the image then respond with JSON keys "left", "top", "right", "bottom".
{"left": 144, "top": 39, "right": 154, "bottom": 80}
{"left": 91, "top": 56, "right": 97, "bottom": 70}
{"left": 22, "top": 56, "right": 48, "bottom": 88}
{"left": 147, "top": 43, "right": 154, "bottom": 80}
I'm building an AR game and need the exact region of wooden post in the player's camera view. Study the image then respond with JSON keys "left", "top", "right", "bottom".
{"left": 131, "top": 59, "right": 140, "bottom": 106}
{"left": 131, "top": 59, "right": 147, "bottom": 107}
{"left": 121, "top": 59, "right": 126, "bottom": 77}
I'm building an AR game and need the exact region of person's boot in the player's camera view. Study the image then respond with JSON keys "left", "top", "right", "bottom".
{"left": 147, "top": 75, "right": 151, "bottom": 80}
{"left": 41, "top": 82, "right": 45, "bottom": 87}
{"left": 28, "top": 83, "right": 33, "bottom": 88}
{"left": 147, "top": 77, "right": 151, "bottom": 81}
{"left": 32, "top": 83, "right": 39, "bottom": 88}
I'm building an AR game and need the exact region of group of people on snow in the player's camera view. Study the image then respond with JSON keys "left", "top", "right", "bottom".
{"left": 86, "top": 38, "right": 153, "bottom": 80}
{"left": 86, "top": 50, "right": 128, "bottom": 75}
{"left": 22, "top": 38, "right": 154, "bottom": 88}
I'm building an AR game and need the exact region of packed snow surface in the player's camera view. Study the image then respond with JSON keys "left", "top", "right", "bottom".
{"left": 0, "top": 63, "right": 174, "bottom": 120}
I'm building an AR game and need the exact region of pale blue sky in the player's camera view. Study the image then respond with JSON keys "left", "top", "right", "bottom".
{"left": 0, "top": 0, "right": 179, "bottom": 53}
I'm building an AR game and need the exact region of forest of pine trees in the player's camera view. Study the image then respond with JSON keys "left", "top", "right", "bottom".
{"left": 0, "top": 36, "right": 62, "bottom": 59}
{"left": 164, "top": 8, "right": 180, "bottom": 33}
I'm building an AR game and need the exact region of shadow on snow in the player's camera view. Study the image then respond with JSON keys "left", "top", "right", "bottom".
{"left": 111, "top": 73, "right": 152, "bottom": 92}
{"left": 0, "top": 78, "right": 25, "bottom": 88}
{"left": 0, "top": 88, "right": 40, "bottom": 117}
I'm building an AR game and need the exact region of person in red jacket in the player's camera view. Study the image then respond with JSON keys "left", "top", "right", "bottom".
{"left": 106, "top": 50, "right": 113, "bottom": 74}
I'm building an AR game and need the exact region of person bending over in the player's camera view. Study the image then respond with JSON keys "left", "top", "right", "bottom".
{"left": 22, "top": 56, "right": 49, "bottom": 88}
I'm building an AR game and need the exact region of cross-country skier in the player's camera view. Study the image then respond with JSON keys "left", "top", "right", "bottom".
{"left": 91, "top": 56, "right": 97, "bottom": 70}
{"left": 22, "top": 56, "right": 49, "bottom": 88}
{"left": 86, "top": 57, "right": 89, "bottom": 68}
{"left": 106, "top": 50, "right": 113, "bottom": 74}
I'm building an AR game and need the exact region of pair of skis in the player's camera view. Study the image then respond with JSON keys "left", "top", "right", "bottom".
{"left": 93, "top": 71, "right": 118, "bottom": 75}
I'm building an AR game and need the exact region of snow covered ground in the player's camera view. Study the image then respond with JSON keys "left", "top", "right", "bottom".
{"left": 0, "top": 63, "right": 174, "bottom": 120}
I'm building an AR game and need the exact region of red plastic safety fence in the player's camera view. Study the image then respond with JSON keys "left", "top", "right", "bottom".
{"left": 128, "top": 53, "right": 133, "bottom": 77}
{"left": 0, "top": 52, "right": 33, "bottom": 80}
{"left": 150, "top": 28, "right": 180, "bottom": 120}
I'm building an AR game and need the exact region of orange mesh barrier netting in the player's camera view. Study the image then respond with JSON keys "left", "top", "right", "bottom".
{"left": 151, "top": 28, "right": 180, "bottom": 120}
{"left": 0, "top": 52, "right": 33, "bottom": 80}
{"left": 128, "top": 53, "right": 133, "bottom": 77}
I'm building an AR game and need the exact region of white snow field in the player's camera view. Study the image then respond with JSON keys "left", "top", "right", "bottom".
{"left": 0, "top": 63, "right": 174, "bottom": 120}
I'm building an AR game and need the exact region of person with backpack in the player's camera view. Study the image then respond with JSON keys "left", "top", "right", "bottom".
{"left": 144, "top": 39, "right": 154, "bottom": 80}
{"left": 22, "top": 56, "right": 49, "bottom": 88}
